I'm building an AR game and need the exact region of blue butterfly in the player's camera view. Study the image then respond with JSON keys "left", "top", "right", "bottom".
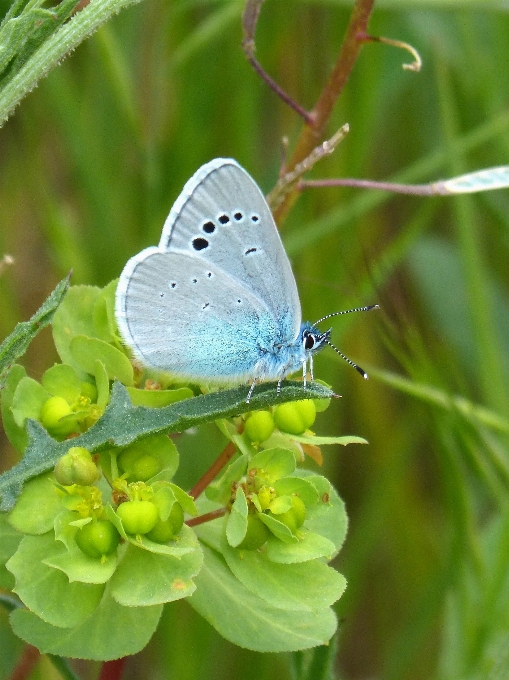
{"left": 115, "top": 158, "right": 377, "bottom": 401}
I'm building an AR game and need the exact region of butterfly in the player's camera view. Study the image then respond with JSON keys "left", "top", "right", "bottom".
{"left": 115, "top": 158, "right": 377, "bottom": 402}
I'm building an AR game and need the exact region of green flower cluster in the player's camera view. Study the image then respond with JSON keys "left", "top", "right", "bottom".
{"left": 0, "top": 281, "right": 362, "bottom": 659}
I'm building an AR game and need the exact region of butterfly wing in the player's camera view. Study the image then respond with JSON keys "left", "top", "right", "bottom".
{"left": 159, "top": 158, "right": 301, "bottom": 339}
{"left": 116, "top": 158, "right": 302, "bottom": 382}
{"left": 116, "top": 248, "right": 286, "bottom": 381}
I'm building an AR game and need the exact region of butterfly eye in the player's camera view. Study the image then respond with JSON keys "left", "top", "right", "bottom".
{"left": 304, "top": 333, "right": 315, "bottom": 350}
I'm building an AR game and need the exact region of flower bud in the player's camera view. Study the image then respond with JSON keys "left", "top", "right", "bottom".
{"left": 237, "top": 513, "right": 270, "bottom": 550}
{"left": 271, "top": 495, "right": 306, "bottom": 533}
{"left": 40, "top": 395, "right": 72, "bottom": 433}
{"left": 75, "top": 519, "right": 120, "bottom": 558}
{"left": 273, "top": 399, "right": 316, "bottom": 435}
{"left": 54, "top": 447, "right": 98, "bottom": 486}
{"left": 118, "top": 446, "right": 161, "bottom": 482}
{"left": 116, "top": 500, "right": 159, "bottom": 535}
{"left": 146, "top": 502, "right": 184, "bottom": 543}
{"left": 244, "top": 411, "right": 275, "bottom": 443}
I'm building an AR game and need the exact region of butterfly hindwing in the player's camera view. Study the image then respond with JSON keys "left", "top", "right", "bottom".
{"left": 116, "top": 248, "right": 286, "bottom": 380}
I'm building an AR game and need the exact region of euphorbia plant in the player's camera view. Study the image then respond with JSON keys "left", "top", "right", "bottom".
{"left": 0, "top": 277, "right": 364, "bottom": 661}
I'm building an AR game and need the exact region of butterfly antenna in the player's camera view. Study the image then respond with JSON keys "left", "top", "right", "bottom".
{"left": 324, "top": 339, "right": 369, "bottom": 379}
{"left": 314, "top": 304, "right": 379, "bottom": 326}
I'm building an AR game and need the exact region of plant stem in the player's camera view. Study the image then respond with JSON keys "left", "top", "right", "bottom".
{"left": 8, "top": 646, "right": 40, "bottom": 680}
{"left": 186, "top": 507, "right": 228, "bottom": 527}
{"left": 189, "top": 441, "right": 237, "bottom": 500}
{"left": 273, "top": 0, "right": 376, "bottom": 224}
{"left": 0, "top": 0, "right": 144, "bottom": 127}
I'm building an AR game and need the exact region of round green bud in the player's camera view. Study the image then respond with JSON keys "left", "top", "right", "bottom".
{"left": 237, "top": 513, "right": 270, "bottom": 550}
{"left": 272, "top": 495, "right": 306, "bottom": 533}
{"left": 75, "top": 520, "right": 120, "bottom": 558}
{"left": 118, "top": 446, "right": 161, "bottom": 482}
{"left": 40, "top": 395, "right": 72, "bottom": 432}
{"left": 273, "top": 400, "right": 316, "bottom": 435}
{"left": 54, "top": 447, "right": 98, "bottom": 486}
{"left": 116, "top": 500, "right": 159, "bottom": 535}
{"left": 146, "top": 502, "right": 184, "bottom": 543}
{"left": 244, "top": 411, "right": 275, "bottom": 443}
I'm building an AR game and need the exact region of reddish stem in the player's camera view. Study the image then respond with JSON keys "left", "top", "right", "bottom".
{"left": 98, "top": 658, "right": 127, "bottom": 680}
{"left": 8, "top": 646, "right": 40, "bottom": 680}
{"left": 273, "top": 0, "right": 376, "bottom": 224}
{"left": 189, "top": 441, "right": 237, "bottom": 500}
{"left": 186, "top": 507, "right": 228, "bottom": 527}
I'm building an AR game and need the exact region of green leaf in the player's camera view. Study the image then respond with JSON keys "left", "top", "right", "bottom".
{"left": 0, "top": 274, "right": 70, "bottom": 387}
{"left": 206, "top": 454, "right": 248, "bottom": 505}
{"left": 70, "top": 336, "right": 134, "bottom": 386}
{"left": 0, "top": 363, "right": 28, "bottom": 451}
{"left": 51, "top": 285, "right": 103, "bottom": 373}
{"left": 222, "top": 539, "right": 346, "bottom": 612}
{"left": 110, "top": 541, "right": 203, "bottom": 606}
{"left": 273, "top": 477, "right": 319, "bottom": 507}
{"left": 300, "top": 475, "right": 348, "bottom": 557}
{"left": 0, "top": 0, "right": 146, "bottom": 129}
{"left": 0, "top": 511, "right": 21, "bottom": 589}
{"left": 92, "top": 280, "right": 118, "bottom": 343}
{"left": 9, "top": 587, "right": 163, "bottom": 660}
{"left": 6, "top": 533, "right": 104, "bottom": 628}
{"left": 168, "top": 483, "right": 197, "bottom": 516}
{"left": 0, "top": 380, "right": 333, "bottom": 511}
{"left": 10, "top": 376, "right": 50, "bottom": 427}
{"left": 8, "top": 472, "right": 62, "bottom": 535}
{"left": 94, "top": 360, "right": 110, "bottom": 410}
{"left": 41, "top": 364, "right": 82, "bottom": 405}
{"left": 249, "top": 447, "right": 296, "bottom": 482}
{"left": 43, "top": 547, "right": 118, "bottom": 585}
{"left": 266, "top": 530, "right": 336, "bottom": 564}
{"left": 226, "top": 486, "right": 248, "bottom": 547}
{"left": 189, "top": 544, "right": 338, "bottom": 652}
{"left": 258, "top": 512, "right": 298, "bottom": 543}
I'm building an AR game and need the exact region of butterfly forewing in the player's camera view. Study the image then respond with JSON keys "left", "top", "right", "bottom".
{"left": 159, "top": 159, "right": 301, "bottom": 339}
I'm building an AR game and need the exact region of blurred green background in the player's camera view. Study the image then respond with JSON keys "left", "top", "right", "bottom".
{"left": 2, "top": 0, "right": 509, "bottom": 678}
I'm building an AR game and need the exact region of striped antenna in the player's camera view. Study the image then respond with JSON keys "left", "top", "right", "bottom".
{"left": 324, "top": 339, "right": 369, "bottom": 379}
{"left": 314, "top": 304, "right": 379, "bottom": 326}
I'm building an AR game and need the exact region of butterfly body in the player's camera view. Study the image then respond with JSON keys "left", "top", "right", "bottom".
{"left": 116, "top": 159, "right": 335, "bottom": 396}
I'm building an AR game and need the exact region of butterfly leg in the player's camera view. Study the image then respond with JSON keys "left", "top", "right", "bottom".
{"left": 246, "top": 380, "right": 257, "bottom": 404}
{"left": 302, "top": 360, "right": 307, "bottom": 389}
{"left": 277, "top": 378, "right": 282, "bottom": 396}
{"left": 309, "top": 355, "right": 314, "bottom": 381}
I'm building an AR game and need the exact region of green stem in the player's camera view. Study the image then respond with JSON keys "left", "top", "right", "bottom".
{"left": 0, "top": 0, "right": 145, "bottom": 127}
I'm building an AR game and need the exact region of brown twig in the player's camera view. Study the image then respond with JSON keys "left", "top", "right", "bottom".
{"left": 242, "top": 0, "right": 313, "bottom": 123}
{"left": 188, "top": 441, "right": 237, "bottom": 500}
{"left": 273, "top": 0, "right": 376, "bottom": 224}
{"left": 186, "top": 507, "right": 228, "bottom": 527}
{"left": 8, "top": 646, "right": 40, "bottom": 680}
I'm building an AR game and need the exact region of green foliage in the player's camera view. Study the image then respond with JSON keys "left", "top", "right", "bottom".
{"left": 0, "top": 280, "right": 353, "bottom": 662}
